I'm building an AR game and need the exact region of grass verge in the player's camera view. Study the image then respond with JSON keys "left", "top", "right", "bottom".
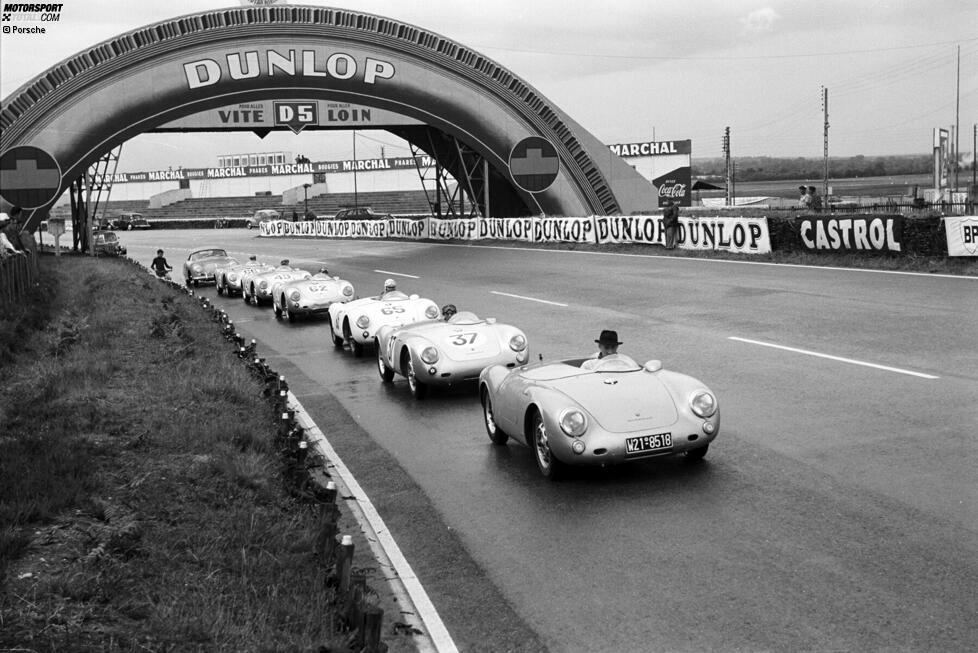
{"left": 0, "top": 255, "right": 413, "bottom": 652}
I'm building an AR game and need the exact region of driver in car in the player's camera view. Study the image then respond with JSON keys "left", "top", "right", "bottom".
{"left": 581, "top": 330, "right": 623, "bottom": 370}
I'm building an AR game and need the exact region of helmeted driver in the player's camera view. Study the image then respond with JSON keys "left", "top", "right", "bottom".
{"left": 441, "top": 304, "right": 458, "bottom": 321}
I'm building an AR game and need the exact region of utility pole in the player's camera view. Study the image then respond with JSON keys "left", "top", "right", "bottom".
{"left": 352, "top": 130, "right": 359, "bottom": 209}
{"left": 954, "top": 45, "right": 960, "bottom": 194}
{"left": 822, "top": 86, "right": 829, "bottom": 202}
{"left": 722, "top": 126, "right": 731, "bottom": 206}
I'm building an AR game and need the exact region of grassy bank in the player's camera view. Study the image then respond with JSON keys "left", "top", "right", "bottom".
{"left": 0, "top": 256, "right": 405, "bottom": 652}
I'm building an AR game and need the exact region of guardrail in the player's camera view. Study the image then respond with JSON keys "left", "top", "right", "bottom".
{"left": 0, "top": 249, "right": 38, "bottom": 305}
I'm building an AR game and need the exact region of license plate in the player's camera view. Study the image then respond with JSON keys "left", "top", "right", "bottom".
{"left": 625, "top": 432, "right": 673, "bottom": 456}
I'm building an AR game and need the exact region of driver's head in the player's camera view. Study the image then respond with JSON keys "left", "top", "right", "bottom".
{"left": 319, "top": 266, "right": 329, "bottom": 275}
{"left": 157, "top": 249, "right": 164, "bottom": 255}
{"left": 384, "top": 278, "right": 396, "bottom": 292}
{"left": 279, "top": 259, "right": 290, "bottom": 267}
{"left": 441, "top": 304, "right": 457, "bottom": 320}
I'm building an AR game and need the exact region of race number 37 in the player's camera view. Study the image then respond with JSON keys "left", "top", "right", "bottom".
{"left": 274, "top": 102, "right": 319, "bottom": 134}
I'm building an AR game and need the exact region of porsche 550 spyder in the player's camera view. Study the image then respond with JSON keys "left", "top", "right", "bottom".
{"left": 272, "top": 270, "right": 355, "bottom": 322}
{"left": 376, "top": 310, "right": 528, "bottom": 398}
{"left": 479, "top": 354, "right": 719, "bottom": 479}
{"left": 241, "top": 265, "right": 312, "bottom": 306}
{"left": 216, "top": 260, "right": 274, "bottom": 297}
{"left": 183, "top": 248, "right": 238, "bottom": 287}
{"left": 330, "top": 290, "right": 440, "bottom": 357}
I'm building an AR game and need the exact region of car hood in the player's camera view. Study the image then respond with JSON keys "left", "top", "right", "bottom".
{"left": 411, "top": 322, "right": 503, "bottom": 362}
{"left": 545, "top": 371, "right": 678, "bottom": 433}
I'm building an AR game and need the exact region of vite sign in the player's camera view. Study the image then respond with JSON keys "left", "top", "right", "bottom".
{"left": 183, "top": 49, "right": 396, "bottom": 89}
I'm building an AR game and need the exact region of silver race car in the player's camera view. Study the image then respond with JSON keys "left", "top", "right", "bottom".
{"left": 330, "top": 288, "right": 440, "bottom": 357}
{"left": 272, "top": 269, "right": 355, "bottom": 322}
{"left": 241, "top": 265, "right": 312, "bottom": 306}
{"left": 479, "top": 354, "right": 719, "bottom": 479}
{"left": 376, "top": 307, "right": 528, "bottom": 398}
{"left": 183, "top": 248, "right": 237, "bottom": 287}
{"left": 216, "top": 260, "right": 274, "bottom": 297}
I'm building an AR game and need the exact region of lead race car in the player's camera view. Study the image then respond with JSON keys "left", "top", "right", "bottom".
{"left": 479, "top": 354, "right": 719, "bottom": 479}
{"left": 241, "top": 264, "right": 312, "bottom": 306}
{"left": 272, "top": 268, "right": 355, "bottom": 322}
{"left": 330, "top": 287, "right": 440, "bottom": 357}
{"left": 216, "top": 259, "right": 274, "bottom": 297}
{"left": 376, "top": 308, "right": 528, "bottom": 398}
{"left": 183, "top": 248, "right": 237, "bottom": 287}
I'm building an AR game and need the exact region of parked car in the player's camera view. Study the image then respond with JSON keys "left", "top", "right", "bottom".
{"left": 272, "top": 269, "right": 355, "bottom": 322}
{"left": 247, "top": 209, "right": 280, "bottom": 229}
{"left": 376, "top": 310, "right": 528, "bottom": 399}
{"left": 182, "top": 248, "right": 237, "bottom": 287}
{"left": 333, "top": 206, "right": 393, "bottom": 220}
{"left": 479, "top": 354, "right": 720, "bottom": 479}
{"left": 92, "top": 230, "right": 126, "bottom": 257}
{"left": 112, "top": 212, "right": 151, "bottom": 230}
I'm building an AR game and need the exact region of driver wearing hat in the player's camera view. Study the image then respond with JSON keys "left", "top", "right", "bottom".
{"left": 581, "top": 330, "right": 623, "bottom": 370}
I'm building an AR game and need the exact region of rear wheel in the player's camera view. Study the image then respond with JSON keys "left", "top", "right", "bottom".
{"left": 684, "top": 443, "right": 709, "bottom": 462}
{"left": 531, "top": 410, "right": 567, "bottom": 480}
{"left": 377, "top": 343, "right": 395, "bottom": 382}
{"left": 482, "top": 390, "right": 508, "bottom": 445}
{"left": 405, "top": 357, "right": 429, "bottom": 399}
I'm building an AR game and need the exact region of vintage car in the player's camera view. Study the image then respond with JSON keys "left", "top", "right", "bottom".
{"left": 247, "top": 209, "right": 279, "bottom": 229}
{"left": 112, "top": 212, "right": 151, "bottom": 230}
{"left": 376, "top": 310, "right": 528, "bottom": 398}
{"left": 215, "top": 260, "right": 274, "bottom": 297}
{"left": 92, "top": 230, "right": 126, "bottom": 257}
{"left": 182, "top": 248, "right": 237, "bottom": 287}
{"left": 479, "top": 354, "right": 719, "bottom": 480}
{"left": 241, "top": 266, "right": 312, "bottom": 306}
{"left": 330, "top": 290, "right": 440, "bottom": 357}
{"left": 272, "top": 270, "right": 355, "bottom": 322}
{"left": 333, "top": 206, "right": 393, "bottom": 221}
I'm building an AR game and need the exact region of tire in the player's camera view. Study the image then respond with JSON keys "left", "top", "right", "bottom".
{"left": 530, "top": 410, "right": 567, "bottom": 480}
{"left": 405, "top": 356, "right": 429, "bottom": 399}
{"left": 216, "top": 281, "right": 224, "bottom": 296}
{"left": 286, "top": 305, "right": 296, "bottom": 323}
{"left": 273, "top": 303, "right": 282, "bottom": 318}
{"left": 482, "top": 389, "right": 509, "bottom": 445}
{"left": 193, "top": 279, "right": 199, "bottom": 288}
{"left": 377, "top": 343, "right": 395, "bottom": 382}
{"left": 247, "top": 223, "right": 254, "bottom": 229}
{"left": 684, "top": 443, "right": 709, "bottom": 462}
{"left": 331, "top": 326, "right": 345, "bottom": 348}
{"left": 184, "top": 277, "right": 191, "bottom": 288}
{"left": 343, "top": 322, "right": 364, "bottom": 357}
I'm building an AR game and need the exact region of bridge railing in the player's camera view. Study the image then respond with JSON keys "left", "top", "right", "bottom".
{"left": 0, "top": 249, "right": 39, "bottom": 306}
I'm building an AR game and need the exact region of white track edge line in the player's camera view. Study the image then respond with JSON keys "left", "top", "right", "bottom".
{"left": 490, "top": 290, "right": 568, "bottom": 306}
{"left": 728, "top": 337, "right": 940, "bottom": 379}
{"left": 374, "top": 269, "right": 421, "bottom": 279}
{"left": 288, "top": 391, "right": 459, "bottom": 653}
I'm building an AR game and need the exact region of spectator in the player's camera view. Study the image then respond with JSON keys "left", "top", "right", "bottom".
{"left": 661, "top": 199, "right": 680, "bottom": 250}
{"left": 150, "top": 249, "right": 173, "bottom": 278}
{"left": 2, "top": 207, "right": 25, "bottom": 252}
{"left": 798, "top": 185, "right": 811, "bottom": 209}
{"left": 808, "top": 186, "right": 822, "bottom": 212}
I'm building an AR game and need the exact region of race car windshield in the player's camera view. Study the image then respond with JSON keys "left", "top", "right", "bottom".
{"left": 589, "top": 355, "right": 641, "bottom": 372}
{"left": 448, "top": 311, "right": 481, "bottom": 324}
{"left": 190, "top": 249, "right": 226, "bottom": 260}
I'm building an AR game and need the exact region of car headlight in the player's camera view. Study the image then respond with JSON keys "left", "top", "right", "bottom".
{"left": 259, "top": 280, "right": 268, "bottom": 290}
{"left": 420, "top": 346, "right": 439, "bottom": 365}
{"left": 192, "top": 264, "right": 202, "bottom": 272}
{"left": 289, "top": 290, "right": 301, "bottom": 302}
{"left": 690, "top": 391, "right": 717, "bottom": 418}
{"left": 342, "top": 284, "right": 354, "bottom": 297}
{"left": 424, "top": 304, "right": 439, "bottom": 320}
{"left": 559, "top": 409, "right": 588, "bottom": 437}
{"left": 509, "top": 334, "right": 527, "bottom": 352}
{"left": 228, "top": 273, "right": 237, "bottom": 282}
{"left": 356, "top": 315, "right": 370, "bottom": 329}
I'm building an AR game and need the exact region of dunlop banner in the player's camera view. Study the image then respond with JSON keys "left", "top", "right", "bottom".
{"left": 479, "top": 218, "right": 536, "bottom": 241}
{"left": 798, "top": 216, "right": 903, "bottom": 252}
{"left": 534, "top": 216, "right": 596, "bottom": 243}
{"left": 426, "top": 218, "right": 480, "bottom": 241}
{"left": 596, "top": 215, "right": 770, "bottom": 254}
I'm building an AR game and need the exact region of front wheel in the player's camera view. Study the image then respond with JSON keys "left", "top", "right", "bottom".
{"left": 273, "top": 303, "right": 282, "bottom": 318}
{"left": 285, "top": 306, "right": 296, "bottom": 323}
{"left": 331, "top": 326, "right": 345, "bottom": 348}
{"left": 531, "top": 411, "right": 567, "bottom": 480}
{"left": 406, "top": 358, "right": 429, "bottom": 399}
{"left": 482, "top": 390, "right": 508, "bottom": 445}
{"left": 216, "top": 282, "right": 224, "bottom": 296}
{"left": 377, "top": 344, "right": 395, "bottom": 382}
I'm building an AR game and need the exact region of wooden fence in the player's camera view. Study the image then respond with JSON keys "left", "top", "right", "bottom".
{"left": 0, "top": 249, "right": 38, "bottom": 305}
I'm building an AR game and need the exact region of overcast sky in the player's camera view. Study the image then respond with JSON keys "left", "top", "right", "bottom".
{"left": 2, "top": 0, "right": 976, "bottom": 172}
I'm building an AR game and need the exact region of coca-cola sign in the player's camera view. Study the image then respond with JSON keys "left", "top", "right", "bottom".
{"left": 653, "top": 167, "right": 692, "bottom": 207}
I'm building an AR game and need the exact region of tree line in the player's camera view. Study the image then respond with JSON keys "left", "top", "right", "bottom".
{"left": 693, "top": 154, "right": 931, "bottom": 182}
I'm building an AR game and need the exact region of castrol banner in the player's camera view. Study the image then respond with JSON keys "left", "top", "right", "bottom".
{"left": 798, "top": 216, "right": 903, "bottom": 252}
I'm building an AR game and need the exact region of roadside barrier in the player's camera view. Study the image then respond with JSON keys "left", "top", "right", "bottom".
{"left": 148, "top": 269, "right": 427, "bottom": 652}
{"left": 0, "top": 249, "right": 39, "bottom": 305}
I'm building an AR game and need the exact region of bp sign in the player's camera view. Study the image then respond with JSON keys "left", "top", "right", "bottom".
{"left": 509, "top": 137, "right": 559, "bottom": 193}
{"left": 0, "top": 146, "right": 63, "bottom": 209}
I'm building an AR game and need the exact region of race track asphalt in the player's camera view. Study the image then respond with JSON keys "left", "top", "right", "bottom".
{"left": 122, "top": 230, "right": 978, "bottom": 653}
